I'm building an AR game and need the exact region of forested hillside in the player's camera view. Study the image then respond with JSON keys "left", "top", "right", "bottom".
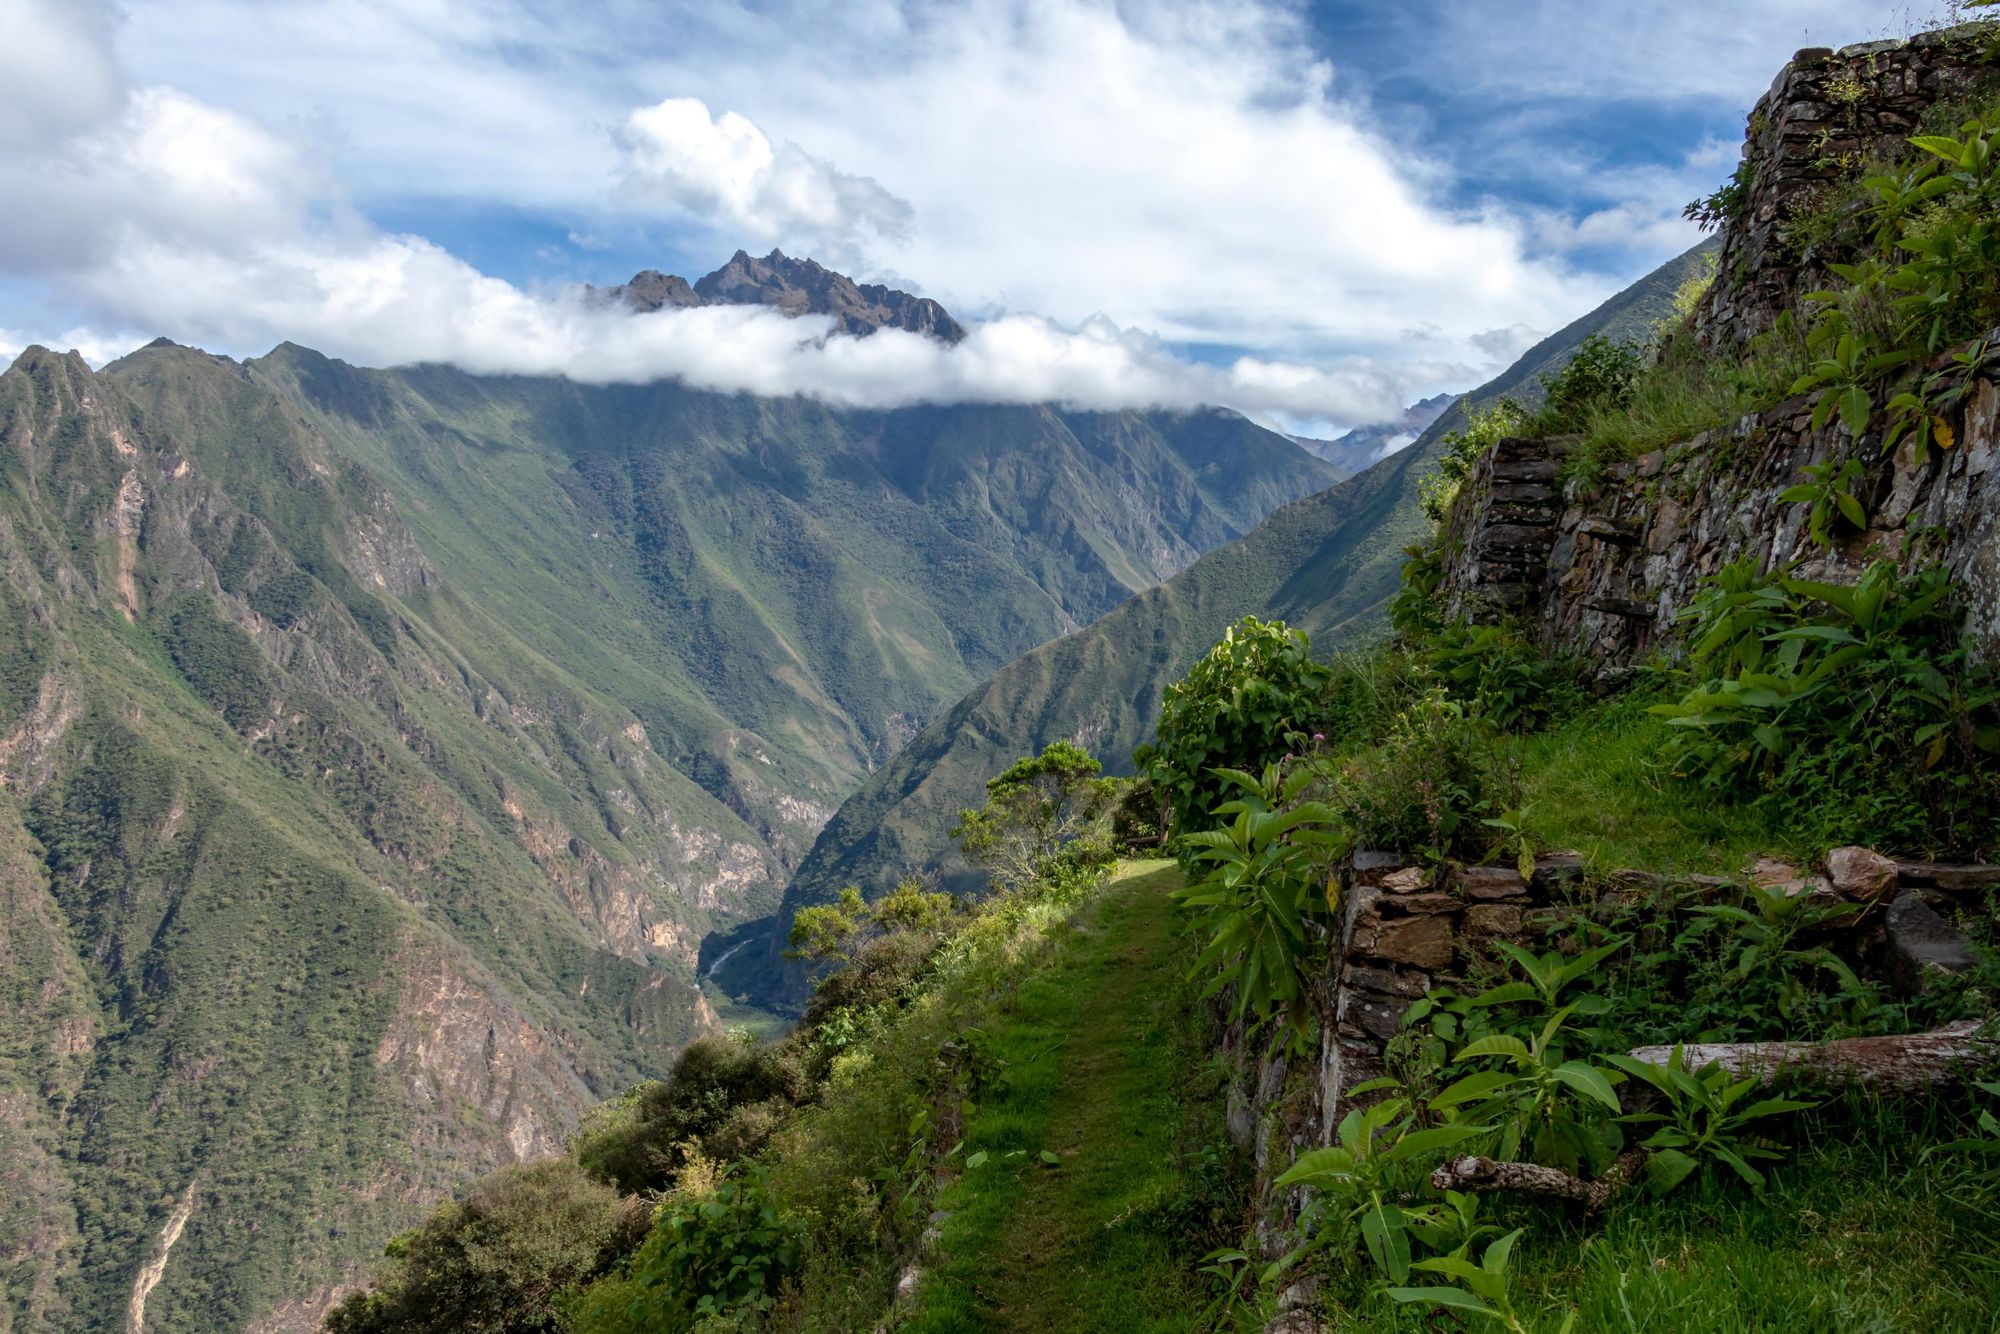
{"left": 757, "top": 241, "right": 1718, "bottom": 993}
{"left": 0, "top": 260, "right": 1338, "bottom": 1331}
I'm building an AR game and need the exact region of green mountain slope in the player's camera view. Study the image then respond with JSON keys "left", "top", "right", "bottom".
{"left": 0, "top": 294, "right": 1335, "bottom": 1330}
{"left": 757, "top": 243, "right": 1717, "bottom": 997}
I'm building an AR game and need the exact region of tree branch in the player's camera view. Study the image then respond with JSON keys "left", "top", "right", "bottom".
{"left": 1624, "top": 1021, "right": 1995, "bottom": 1095}
{"left": 1429, "top": 1150, "right": 1643, "bottom": 1212}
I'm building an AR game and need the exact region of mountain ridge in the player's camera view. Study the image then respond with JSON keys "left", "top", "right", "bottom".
{"left": 599, "top": 248, "right": 967, "bottom": 342}
{"left": 0, "top": 308, "right": 1339, "bottom": 1330}
{"left": 741, "top": 240, "right": 1719, "bottom": 1005}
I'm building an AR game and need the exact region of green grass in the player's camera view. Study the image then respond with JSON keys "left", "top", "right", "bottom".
{"left": 1322, "top": 1095, "right": 2000, "bottom": 1331}
{"left": 905, "top": 861, "right": 1232, "bottom": 1333}
{"left": 1515, "top": 695, "right": 1813, "bottom": 878}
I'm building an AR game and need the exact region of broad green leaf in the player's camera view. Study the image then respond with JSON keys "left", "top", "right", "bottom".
{"left": 1553, "top": 1061, "right": 1624, "bottom": 1113}
{"left": 1455, "top": 1034, "right": 1532, "bottom": 1064}
{"left": 1646, "top": 1148, "right": 1700, "bottom": 1194}
{"left": 1386, "top": 1287, "right": 1499, "bottom": 1317}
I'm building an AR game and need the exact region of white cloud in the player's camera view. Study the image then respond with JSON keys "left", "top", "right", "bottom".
{"left": 1471, "top": 324, "right": 1546, "bottom": 365}
{"left": 1368, "top": 430, "right": 1418, "bottom": 462}
{"left": 617, "top": 98, "right": 912, "bottom": 260}
{"left": 103, "top": 0, "right": 1624, "bottom": 365}
{"left": 0, "top": 324, "right": 148, "bottom": 369}
{"left": 0, "top": 47, "right": 1417, "bottom": 421}
{"left": 0, "top": 0, "right": 125, "bottom": 149}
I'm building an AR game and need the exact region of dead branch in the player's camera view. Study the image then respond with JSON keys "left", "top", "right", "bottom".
{"left": 1429, "top": 1149, "right": 1642, "bottom": 1211}
{"left": 1625, "top": 1021, "right": 1996, "bottom": 1095}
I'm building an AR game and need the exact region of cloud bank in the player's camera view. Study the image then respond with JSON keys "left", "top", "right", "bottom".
{"left": 14, "top": 0, "right": 1903, "bottom": 427}
{"left": 617, "top": 98, "right": 913, "bottom": 260}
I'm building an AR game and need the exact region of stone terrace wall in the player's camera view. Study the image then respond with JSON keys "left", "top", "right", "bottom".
{"left": 1437, "top": 352, "right": 2000, "bottom": 671}
{"left": 1694, "top": 23, "right": 1998, "bottom": 349}
{"left": 1237, "top": 845, "right": 2000, "bottom": 1331}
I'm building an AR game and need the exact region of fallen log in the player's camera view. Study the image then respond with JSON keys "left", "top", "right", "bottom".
{"left": 1624, "top": 1021, "right": 1996, "bottom": 1095}
{"left": 1430, "top": 1150, "right": 1642, "bottom": 1211}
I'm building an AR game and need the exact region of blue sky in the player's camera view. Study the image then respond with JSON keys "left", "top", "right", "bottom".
{"left": 0, "top": 0, "right": 1962, "bottom": 431}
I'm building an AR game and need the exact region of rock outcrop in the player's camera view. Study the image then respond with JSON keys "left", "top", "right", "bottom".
{"left": 1695, "top": 23, "right": 2000, "bottom": 348}
{"left": 601, "top": 248, "right": 967, "bottom": 342}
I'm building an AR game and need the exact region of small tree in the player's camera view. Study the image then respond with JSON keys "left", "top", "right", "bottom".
{"left": 1142, "top": 617, "right": 1330, "bottom": 841}
{"left": 785, "top": 887, "right": 866, "bottom": 962}
{"left": 951, "top": 740, "right": 1113, "bottom": 890}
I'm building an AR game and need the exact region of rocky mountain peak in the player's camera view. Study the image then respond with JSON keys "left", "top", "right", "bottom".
{"left": 598, "top": 249, "right": 966, "bottom": 343}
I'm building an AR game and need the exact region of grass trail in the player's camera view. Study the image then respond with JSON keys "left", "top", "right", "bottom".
{"left": 907, "top": 860, "right": 1218, "bottom": 1333}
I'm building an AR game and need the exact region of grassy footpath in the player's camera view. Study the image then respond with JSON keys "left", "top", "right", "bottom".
{"left": 907, "top": 861, "right": 1227, "bottom": 1333}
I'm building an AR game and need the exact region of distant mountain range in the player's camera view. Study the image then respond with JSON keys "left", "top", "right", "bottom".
{"left": 0, "top": 255, "right": 1339, "bottom": 1331}
{"left": 742, "top": 242, "right": 1718, "bottom": 1007}
{"left": 1291, "top": 392, "right": 1458, "bottom": 476}
{"left": 598, "top": 248, "right": 967, "bottom": 342}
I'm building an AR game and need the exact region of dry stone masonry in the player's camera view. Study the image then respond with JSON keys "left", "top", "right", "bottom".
{"left": 1438, "top": 357, "right": 2000, "bottom": 669}
{"left": 1694, "top": 24, "right": 1999, "bottom": 348}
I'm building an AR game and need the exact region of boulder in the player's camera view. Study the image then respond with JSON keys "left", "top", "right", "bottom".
{"left": 1884, "top": 890, "right": 1976, "bottom": 996}
{"left": 1825, "top": 846, "right": 1897, "bottom": 901}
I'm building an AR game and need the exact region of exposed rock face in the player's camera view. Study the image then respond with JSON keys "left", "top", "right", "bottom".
{"left": 611, "top": 269, "right": 704, "bottom": 311}
{"left": 600, "top": 249, "right": 967, "bottom": 342}
{"left": 1437, "top": 367, "right": 2000, "bottom": 666}
{"left": 694, "top": 249, "right": 967, "bottom": 342}
{"left": 373, "top": 943, "right": 594, "bottom": 1162}
{"left": 1695, "top": 24, "right": 2000, "bottom": 348}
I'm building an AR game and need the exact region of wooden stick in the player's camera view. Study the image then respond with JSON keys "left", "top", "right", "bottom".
{"left": 1430, "top": 1150, "right": 1642, "bottom": 1211}
{"left": 1625, "top": 1021, "right": 1995, "bottom": 1095}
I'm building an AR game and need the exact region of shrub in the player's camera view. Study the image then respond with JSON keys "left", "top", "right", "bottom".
{"left": 324, "top": 1160, "right": 645, "bottom": 1334}
{"left": 1418, "top": 402, "right": 1528, "bottom": 525}
{"left": 951, "top": 741, "right": 1113, "bottom": 890}
{"left": 1143, "top": 616, "right": 1330, "bottom": 843}
{"left": 1532, "top": 335, "right": 1643, "bottom": 436}
{"left": 158, "top": 593, "right": 272, "bottom": 729}
{"left": 248, "top": 570, "right": 321, "bottom": 627}
{"left": 1326, "top": 690, "right": 1514, "bottom": 862}
{"left": 1422, "top": 623, "right": 1582, "bottom": 733}
{"left": 1654, "top": 559, "right": 2000, "bottom": 856}
{"left": 1109, "top": 777, "right": 1165, "bottom": 850}
{"left": 567, "top": 1164, "right": 800, "bottom": 1333}
{"left": 573, "top": 1037, "right": 810, "bottom": 1196}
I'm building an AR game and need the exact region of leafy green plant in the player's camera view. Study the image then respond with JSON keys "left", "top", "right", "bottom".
{"left": 573, "top": 1164, "right": 800, "bottom": 1331}
{"left": 1273, "top": 1098, "right": 1489, "bottom": 1282}
{"left": 1533, "top": 335, "right": 1643, "bottom": 435}
{"left": 1779, "top": 458, "right": 1867, "bottom": 551}
{"left": 1424, "top": 624, "right": 1580, "bottom": 732}
{"left": 1176, "top": 763, "right": 1341, "bottom": 1033}
{"left": 1790, "top": 288, "right": 1914, "bottom": 439}
{"left": 1143, "top": 616, "right": 1331, "bottom": 839}
{"left": 1605, "top": 1047, "right": 1817, "bottom": 1193}
{"left": 1431, "top": 1006, "right": 1627, "bottom": 1174}
{"left": 1388, "top": 1228, "right": 1573, "bottom": 1334}
{"left": 1653, "top": 559, "right": 2000, "bottom": 854}
{"left": 1885, "top": 336, "right": 1985, "bottom": 465}
{"left": 1419, "top": 401, "right": 1529, "bottom": 525}
{"left": 1683, "top": 881, "right": 1879, "bottom": 1035}
{"left": 1683, "top": 157, "right": 1755, "bottom": 232}
{"left": 953, "top": 741, "right": 1114, "bottom": 890}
